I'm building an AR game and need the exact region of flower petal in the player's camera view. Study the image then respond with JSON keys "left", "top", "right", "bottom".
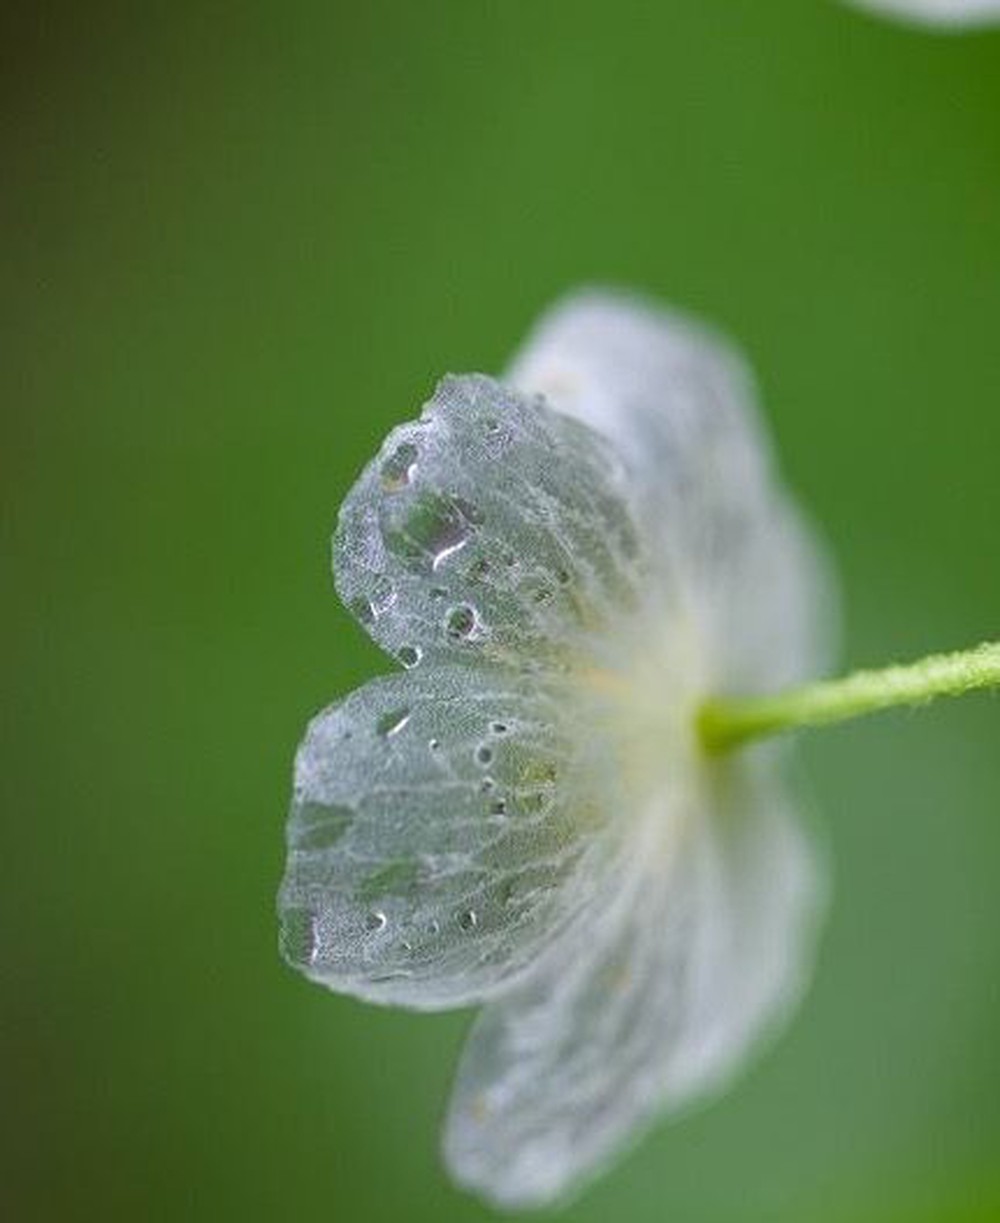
{"left": 508, "top": 290, "right": 836, "bottom": 690}
{"left": 442, "top": 752, "right": 822, "bottom": 1209}
{"left": 334, "top": 373, "right": 644, "bottom": 673}
{"left": 277, "top": 665, "right": 621, "bottom": 1011}
{"left": 846, "top": 0, "right": 1000, "bottom": 26}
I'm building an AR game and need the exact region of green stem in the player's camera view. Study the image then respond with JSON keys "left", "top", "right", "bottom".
{"left": 698, "top": 641, "right": 1000, "bottom": 754}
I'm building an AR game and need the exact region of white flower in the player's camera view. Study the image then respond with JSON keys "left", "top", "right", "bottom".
{"left": 845, "top": 0, "right": 1000, "bottom": 26}
{"left": 277, "top": 291, "right": 836, "bottom": 1209}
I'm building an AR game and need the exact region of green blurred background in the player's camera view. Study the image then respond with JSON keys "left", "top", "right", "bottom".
{"left": 4, "top": 2, "right": 999, "bottom": 1219}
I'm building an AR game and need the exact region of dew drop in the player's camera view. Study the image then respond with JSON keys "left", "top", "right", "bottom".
{"left": 279, "top": 907, "right": 319, "bottom": 968}
{"left": 458, "top": 909, "right": 478, "bottom": 931}
{"left": 400, "top": 940, "right": 413, "bottom": 955}
{"left": 369, "top": 575, "right": 396, "bottom": 618}
{"left": 428, "top": 738, "right": 441, "bottom": 752}
{"left": 432, "top": 538, "right": 471, "bottom": 571}
{"left": 490, "top": 721, "right": 509, "bottom": 735}
{"left": 475, "top": 744, "right": 494, "bottom": 766}
{"left": 490, "top": 798, "right": 507, "bottom": 816}
{"left": 397, "top": 645, "right": 422, "bottom": 669}
{"left": 376, "top": 707, "right": 411, "bottom": 737}
{"left": 428, "top": 919, "right": 441, "bottom": 935}
{"left": 446, "top": 604, "right": 477, "bottom": 639}
{"left": 480, "top": 777, "right": 496, "bottom": 794}
{"left": 291, "top": 802, "right": 354, "bottom": 852}
{"left": 365, "top": 910, "right": 387, "bottom": 932}
{"left": 380, "top": 441, "right": 418, "bottom": 491}
{"left": 429, "top": 586, "right": 448, "bottom": 600}
{"left": 483, "top": 418, "right": 512, "bottom": 451}
{"left": 350, "top": 595, "right": 375, "bottom": 626}
{"left": 387, "top": 491, "right": 476, "bottom": 572}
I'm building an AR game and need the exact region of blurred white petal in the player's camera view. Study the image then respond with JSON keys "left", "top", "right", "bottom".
{"left": 443, "top": 752, "right": 823, "bottom": 1209}
{"left": 508, "top": 290, "right": 835, "bottom": 691}
{"left": 845, "top": 0, "right": 1000, "bottom": 27}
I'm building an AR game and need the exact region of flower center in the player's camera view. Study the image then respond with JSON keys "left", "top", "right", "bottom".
{"left": 570, "top": 599, "right": 713, "bottom": 844}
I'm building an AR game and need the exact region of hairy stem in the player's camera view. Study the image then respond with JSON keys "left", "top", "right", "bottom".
{"left": 698, "top": 641, "right": 1000, "bottom": 754}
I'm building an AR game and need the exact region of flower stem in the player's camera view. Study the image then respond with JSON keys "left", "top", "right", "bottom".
{"left": 698, "top": 641, "right": 1000, "bottom": 754}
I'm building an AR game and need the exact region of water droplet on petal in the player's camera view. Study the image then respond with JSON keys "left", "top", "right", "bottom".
{"left": 280, "top": 907, "right": 319, "bottom": 968}
{"left": 291, "top": 802, "right": 353, "bottom": 851}
{"left": 397, "top": 645, "right": 422, "bottom": 669}
{"left": 386, "top": 491, "right": 476, "bottom": 572}
{"left": 483, "top": 418, "right": 512, "bottom": 451}
{"left": 428, "top": 919, "right": 441, "bottom": 935}
{"left": 380, "top": 441, "right": 418, "bottom": 491}
{"left": 489, "top": 721, "right": 509, "bottom": 735}
{"left": 428, "top": 738, "right": 441, "bottom": 752}
{"left": 480, "top": 777, "right": 496, "bottom": 794}
{"left": 458, "top": 909, "right": 477, "bottom": 931}
{"left": 490, "top": 798, "right": 507, "bottom": 816}
{"left": 376, "top": 707, "right": 410, "bottom": 737}
{"left": 363, "top": 575, "right": 396, "bottom": 620}
{"left": 365, "top": 910, "right": 387, "bottom": 932}
{"left": 350, "top": 596, "right": 375, "bottom": 626}
{"left": 475, "top": 744, "right": 494, "bottom": 766}
{"left": 432, "top": 538, "right": 470, "bottom": 571}
{"left": 446, "top": 605, "right": 477, "bottom": 639}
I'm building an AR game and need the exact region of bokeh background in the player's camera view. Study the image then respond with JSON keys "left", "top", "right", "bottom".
{"left": 4, "top": 2, "right": 1000, "bottom": 1220}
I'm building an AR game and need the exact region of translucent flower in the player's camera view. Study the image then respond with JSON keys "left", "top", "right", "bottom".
{"left": 845, "top": 0, "right": 1000, "bottom": 27}
{"left": 277, "top": 291, "right": 835, "bottom": 1209}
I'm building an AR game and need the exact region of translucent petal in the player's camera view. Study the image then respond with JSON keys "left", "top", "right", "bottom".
{"left": 507, "top": 290, "right": 836, "bottom": 691}
{"left": 334, "top": 373, "right": 644, "bottom": 674}
{"left": 442, "top": 752, "right": 822, "bottom": 1209}
{"left": 277, "top": 665, "right": 623, "bottom": 1011}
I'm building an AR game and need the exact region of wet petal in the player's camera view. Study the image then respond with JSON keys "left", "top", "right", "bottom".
{"left": 334, "top": 373, "right": 644, "bottom": 674}
{"left": 508, "top": 290, "right": 835, "bottom": 690}
{"left": 278, "top": 665, "right": 622, "bottom": 1011}
{"left": 442, "top": 751, "right": 822, "bottom": 1209}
